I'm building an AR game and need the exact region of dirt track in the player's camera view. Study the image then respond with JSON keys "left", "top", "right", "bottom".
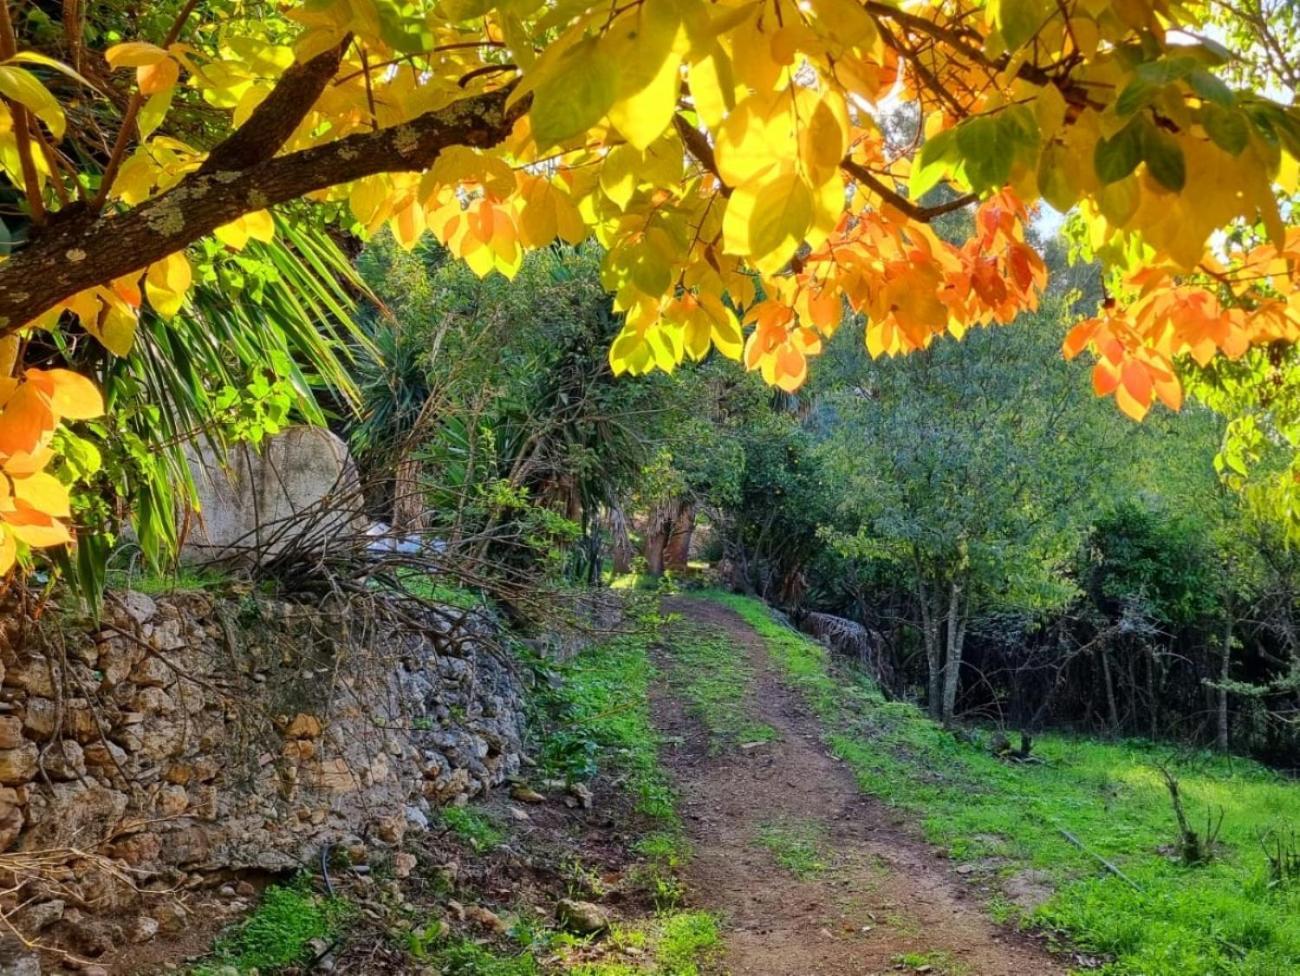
{"left": 653, "top": 596, "right": 1068, "bottom": 976}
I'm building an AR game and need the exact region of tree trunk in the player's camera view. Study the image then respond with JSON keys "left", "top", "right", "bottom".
{"left": 1100, "top": 642, "right": 1119, "bottom": 733}
{"left": 918, "top": 580, "right": 943, "bottom": 722}
{"left": 1217, "top": 609, "right": 1233, "bottom": 752}
{"left": 663, "top": 501, "right": 696, "bottom": 571}
{"left": 392, "top": 455, "right": 425, "bottom": 532}
{"left": 941, "top": 580, "right": 967, "bottom": 727}
{"left": 608, "top": 507, "right": 634, "bottom": 576}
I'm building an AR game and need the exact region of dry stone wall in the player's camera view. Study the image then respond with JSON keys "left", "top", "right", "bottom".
{"left": 0, "top": 589, "right": 527, "bottom": 965}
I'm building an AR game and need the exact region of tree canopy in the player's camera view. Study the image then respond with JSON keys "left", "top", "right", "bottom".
{"left": 0, "top": 0, "right": 1298, "bottom": 571}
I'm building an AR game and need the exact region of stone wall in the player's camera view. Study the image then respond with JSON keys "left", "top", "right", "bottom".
{"left": 0, "top": 589, "right": 527, "bottom": 963}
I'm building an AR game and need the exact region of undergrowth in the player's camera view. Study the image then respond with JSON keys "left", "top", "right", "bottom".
{"left": 439, "top": 805, "right": 505, "bottom": 852}
{"left": 709, "top": 590, "right": 1300, "bottom": 976}
{"left": 191, "top": 882, "right": 347, "bottom": 975}
{"left": 529, "top": 597, "right": 677, "bottom": 822}
{"left": 756, "top": 818, "right": 831, "bottom": 879}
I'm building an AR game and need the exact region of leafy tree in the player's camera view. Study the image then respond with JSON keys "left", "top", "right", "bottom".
{"left": 1, "top": 0, "right": 1300, "bottom": 573}
{"left": 815, "top": 300, "right": 1136, "bottom": 723}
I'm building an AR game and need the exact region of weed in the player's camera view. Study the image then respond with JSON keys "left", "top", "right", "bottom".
{"left": 662, "top": 624, "right": 777, "bottom": 751}
{"left": 439, "top": 806, "right": 504, "bottom": 852}
{"left": 191, "top": 882, "right": 346, "bottom": 975}
{"left": 528, "top": 609, "right": 679, "bottom": 823}
{"left": 891, "top": 949, "right": 967, "bottom": 974}
{"left": 756, "top": 819, "right": 831, "bottom": 879}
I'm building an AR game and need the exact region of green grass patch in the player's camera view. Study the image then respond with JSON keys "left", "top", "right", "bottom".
{"left": 709, "top": 591, "right": 1300, "bottom": 976}
{"left": 756, "top": 818, "right": 831, "bottom": 879}
{"left": 568, "top": 911, "right": 721, "bottom": 976}
{"left": 191, "top": 882, "right": 347, "bottom": 975}
{"left": 661, "top": 622, "right": 776, "bottom": 750}
{"left": 530, "top": 603, "right": 677, "bottom": 822}
{"left": 892, "top": 949, "right": 968, "bottom": 975}
{"left": 439, "top": 805, "right": 505, "bottom": 852}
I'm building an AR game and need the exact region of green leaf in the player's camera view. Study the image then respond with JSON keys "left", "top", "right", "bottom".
{"left": 994, "top": 0, "right": 1049, "bottom": 50}
{"left": 529, "top": 37, "right": 617, "bottom": 148}
{"left": 1115, "top": 79, "right": 1157, "bottom": 117}
{"left": 1201, "top": 103, "right": 1249, "bottom": 156}
{"left": 1036, "top": 142, "right": 1075, "bottom": 214}
{"left": 956, "top": 116, "right": 1013, "bottom": 193}
{"left": 1094, "top": 120, "right": 1142, "bottom": 184}
{"left": 910, "top": 127, "right": 959, "bottom": 198}
{"left": 1187, "top": 68, "right": 1235, "bottom": 108}
{"left": 1140, "top": 122, "right": 1186, "bottom": 191}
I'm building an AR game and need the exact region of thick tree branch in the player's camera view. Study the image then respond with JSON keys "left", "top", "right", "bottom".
{"left": 0, "top": 86, "right": 526, "bottom": 335}
{"left": 199, "top": 36, "right": 351, "bottom": 175}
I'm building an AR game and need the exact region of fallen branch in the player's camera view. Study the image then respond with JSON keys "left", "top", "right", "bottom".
{"left": 1056, "top": 827, "right": 1143, "bottom": 891}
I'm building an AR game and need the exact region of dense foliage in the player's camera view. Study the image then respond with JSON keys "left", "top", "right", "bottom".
{"left": 2, "top": 0, "right": 1300, "bottom": 577}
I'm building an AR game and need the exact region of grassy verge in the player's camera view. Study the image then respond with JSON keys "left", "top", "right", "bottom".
{"left": 709, "top": 590, "right": 1300, "bottom": 976}
{"left": 403, "top": 596, "right": 720, "bottom": 976}
{"left": 192, "top": 883, "right": 348, "bottom": 975}
{"left": 659, "top": 620, "right": 776, "bottom": 751}
{"left": 529, "top": 602, "right": 677, "bottom": 822}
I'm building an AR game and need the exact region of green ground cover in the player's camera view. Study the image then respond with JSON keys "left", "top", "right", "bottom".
{"left": 709, "top": 590, "right": 1300, "bottom": 976}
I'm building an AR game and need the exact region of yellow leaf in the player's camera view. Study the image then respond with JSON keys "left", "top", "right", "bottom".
{"left": 144, "top": 252, "right": 192, "bottom": 318}
{"left": 138, "top": 88, "right": 173, "bottom": 139}
{"left": 0, "top": 66, "right": 65, "bottom": 138}
{"left": 603, "top": 0, "right": 684, "bottom": 151}
{"left": 111, "top": 152, "right": 156, "bottom": 204}
{"left": 688, "top": 46, "right": 738, "bottom": 129}
{"left": 137, "top": 57, "right": 180, "bottom": 95}
{"left": 722, "top": 168, "right": 812, "bottom": 273}
{"left": 5, "top": 511, "right": 72, "bottom": 548}
{"left": 715, "top": 90, "right": 796, "bottom": 188}
{"left": 12, "top": 472, "right": 70, "bottom": 518}
{"left": 30, "top": 368, "right": 104, "bottom": 420}
{"left": 0, "top": 529, "right": 14, "bottom": 575}
{"left": 105, "top": 41, "right": 170, "bottom": 68}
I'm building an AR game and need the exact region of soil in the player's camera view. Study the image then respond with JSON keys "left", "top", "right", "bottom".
{"left": 655, "top": 595, "right": 1070, "bottom": 976}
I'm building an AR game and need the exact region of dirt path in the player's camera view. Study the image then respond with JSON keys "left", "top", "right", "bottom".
{"left": 653, "top": 596, "right": 1068, "bottom": 976}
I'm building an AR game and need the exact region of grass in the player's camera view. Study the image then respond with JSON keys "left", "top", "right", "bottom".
{"left": 660, "top": 621, "right": 776, "bottom": 750}
{"left": 756, "top": 818, "right": 831, "bottom": 879}
{"left": 709, "top": 591, "right": 1300, "bottom": 976}
{"left": 191, "top": 882, "right": 347, "bottom": 975}
{"left": 530, "top": 604, "right": 678, "bottom": 822}
{"left": 892, "top": 949, "right": 968, "bottom": 974}
{"left": 439, "top": 805, "right": 505, "bottom": 852}
{"left": 567, "top": 911, "right": 722, "bottom": 976}
{"left": 106, "top": 563, "right": 233, "bottom": 595}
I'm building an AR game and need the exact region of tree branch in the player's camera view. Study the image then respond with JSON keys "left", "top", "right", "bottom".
{"left": 0, "top": 86, "right": 527, "bottom": 335}
{"left": 199, "top": 35, "right": 351, "bottom": 175}
{"left": 841, "top": 159, "right": 977, "bottom": 221}
{"left": 673, "top": 113, "right": 731, "bottom": 197}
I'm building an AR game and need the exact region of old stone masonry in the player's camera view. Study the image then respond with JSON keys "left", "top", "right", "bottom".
{"left": 0, "top": 589, "right": 527, "bottom": 963}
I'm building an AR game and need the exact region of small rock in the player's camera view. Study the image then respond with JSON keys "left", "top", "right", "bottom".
{"left": 285, "top": 714, "right": 323, "bottom": 739}
{"left": 556, "top": 898, "right": 609, "bottom": 934}
{"left": 465, "top": 905, "right": 508, "bottom": 935}
{"left": 217, "top": 885, "right": 236, "bottom": 899}
{"left": 235, "top": 881, "right": 256, "bottom": 898}
{"left": 393, "top": 852, "right": 417, "bottom": 879}
{"left": 568, "top": 783, "right": 593, "bottom": 809}
{"left": 508, "top": 806, "right": 530, "bottom": 822}
{"left": 154, "top": 901, "right": 189, "bottom": 934}
{"left": 510, "top": 785, "right": 545, "bottom": 804}
{"left": 127, "top": 916, "right": 160, "bottom": 944}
